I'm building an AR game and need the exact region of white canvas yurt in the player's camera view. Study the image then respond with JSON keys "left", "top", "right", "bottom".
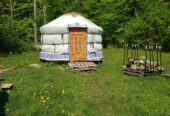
{"left": 40, "top": 12, "right": 103, "bottom": 62}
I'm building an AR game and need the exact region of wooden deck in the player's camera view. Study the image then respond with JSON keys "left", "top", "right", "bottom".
{"left": 123, "top": 68, "right": 162, "bottom": 77}
{"left": 68, "top": 62, "right": 97, "bottom": 71}
{"left": 161, "top": 74, "right": 170, "bottom": 78}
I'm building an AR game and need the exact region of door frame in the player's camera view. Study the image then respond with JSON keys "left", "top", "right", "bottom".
{"left": 68, "top": 26, "right": 87, "bottom": 62}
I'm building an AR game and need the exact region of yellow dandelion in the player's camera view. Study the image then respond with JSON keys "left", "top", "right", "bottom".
{"left": 40, "top": 96, "right": 44, "bottom": 100}
{"left": 62, "top": 90, "right": 65, "bottom": 94}
{"left": 72, "top": 113, "right": 74, "bottom": 116}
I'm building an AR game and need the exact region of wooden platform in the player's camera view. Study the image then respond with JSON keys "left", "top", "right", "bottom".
{"left": 161, "top": 74, "right": 170, "bottom": 78}
{"left": 123, "top": 68, "right": 162, "bottom": 77}
{"left": 68, "top": 62, "right": 97, "bottom": 71}
{"left": 1, "top": 83, "right": 13, "bottom": 91}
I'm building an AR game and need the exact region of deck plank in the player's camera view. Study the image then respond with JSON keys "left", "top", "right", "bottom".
{"left": 68, "top": 62, "right": 97, "bottom": 71}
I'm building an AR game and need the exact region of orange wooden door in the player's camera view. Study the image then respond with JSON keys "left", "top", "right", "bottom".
{"left": 70, "top": 28, "right": 87, "bottom": 62}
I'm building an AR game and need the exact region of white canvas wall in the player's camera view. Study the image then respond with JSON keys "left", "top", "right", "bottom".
{"left": 41, "top": 43, "right": 102, "bottom": 54}
{"left": 87, "top": 44, "right": 102, "bottom": 53}
{"left": 41, "top": 34, "right": 102, "bottom": 45}
{"left": 41, "top": 34, "right": 69, "bottom": 45}
{"left": 41, "top": 44, "right": 69, "bottom": 54}
{"left": 87, "top": 34, "right": 102, "bottom": 43}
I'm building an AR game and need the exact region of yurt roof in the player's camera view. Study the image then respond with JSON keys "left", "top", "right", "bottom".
{"left": 40, "top": 12, "right": 103, "bottom": 34}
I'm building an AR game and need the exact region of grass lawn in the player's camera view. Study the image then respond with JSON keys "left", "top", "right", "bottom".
{"left": 0, "top": 47, "right": 170, "bottom": 116}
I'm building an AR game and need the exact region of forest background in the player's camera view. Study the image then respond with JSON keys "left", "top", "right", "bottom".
{"left": 0, "top": 0, "right": 170, "bottom": 52}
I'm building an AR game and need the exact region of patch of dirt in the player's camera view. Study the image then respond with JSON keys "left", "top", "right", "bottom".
{"left": 0, "top": 67, "right": 13, "bottom": 74}
{"left": 0, "top": 65, "right": 5, "bottom": 70}
{"left": 29, "top": 64, "right": 41, "bottom": 68}
{"left": 56, "top": 66, "right": 65, "bottom": 71}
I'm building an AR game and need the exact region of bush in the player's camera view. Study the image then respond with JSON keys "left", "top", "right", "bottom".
{"left": 0, "top": 15, "right": 34, "bottom": 53}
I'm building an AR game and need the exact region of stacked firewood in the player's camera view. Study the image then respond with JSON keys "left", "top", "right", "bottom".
{"left": 123, "top": 56, "right": 163, "bottom": 72}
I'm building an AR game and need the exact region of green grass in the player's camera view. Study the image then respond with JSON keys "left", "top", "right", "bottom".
{"left": 1, "top": 47, "right": 170, "bottom": 116}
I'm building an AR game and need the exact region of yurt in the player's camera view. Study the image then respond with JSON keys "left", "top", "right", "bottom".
{"left": 40, "top": 12, "right": 103, "bottom": 62}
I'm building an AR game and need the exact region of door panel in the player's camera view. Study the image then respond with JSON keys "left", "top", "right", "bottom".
{"left": 70, "top": 28, "right": 86, "bottom": 62}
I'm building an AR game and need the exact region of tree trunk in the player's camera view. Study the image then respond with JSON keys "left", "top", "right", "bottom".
{"left": 10, "top": 0, "right": 13, "bottom": 29}
{"left": 33, "top": 0, "right": 37, "bottom": 44}
{"left": 43, "top": 0, "right": 47, "bottom": 24}
{"left": 0, "top": 1, "right": 2, "bottom": 14}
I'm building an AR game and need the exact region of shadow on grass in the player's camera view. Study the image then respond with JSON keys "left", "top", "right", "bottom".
{"left": 0, "top": 91, "right": 9, "bottom": 116}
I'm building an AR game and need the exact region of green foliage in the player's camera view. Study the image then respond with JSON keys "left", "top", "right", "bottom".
{"left": 0, "top": 15, "right": 11, "bottom": 51}
{"left": 0, "top": 0, "right": 170, "bottom": 52}
{"left": 0, "top": 1, "right": 34, "bottom": 53}
{"left": 45, "top": 0, "right": 170, "bottom": 50}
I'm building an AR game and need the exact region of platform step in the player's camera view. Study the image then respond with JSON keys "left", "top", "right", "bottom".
{"left": 1, "top": 83, "right": 13, "bottom": 91}
{"left": 161, "top": 74, "right": 170, "bottom": 78}
{"left": 68, "top": 62, "right": 97, "bottom": 71}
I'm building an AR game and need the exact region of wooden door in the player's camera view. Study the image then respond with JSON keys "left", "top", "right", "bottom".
{"left": 70, "top": 28, "right": 87, "bottom": 62}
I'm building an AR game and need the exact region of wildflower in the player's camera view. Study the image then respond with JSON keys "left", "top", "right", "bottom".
{"left": 42, "top": 100, "right": 46, "bottom": 103}
{"left": 6, "top": 108, "right": 9, "bottom": 112}
{"left": 47, "top": 97, "right": 50, "bottom": 100}
{"left": 45, "top": 91, "right": 48, "bottom": 93}
{"left": 62, "top": 90, "right": 65, "bottom": 94}
{"left": 72, "top": 113, "right": 74, "bottom": 116}
{"left": 40, "top": 96, "right": 44, "bottom": 100}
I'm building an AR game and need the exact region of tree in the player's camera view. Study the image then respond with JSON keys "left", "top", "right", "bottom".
{"left": 33, "top": 0, "right": 37, "bottom": 44}
{"left": 43, "top": 0, "right": 46, "bottom": 24}
{"left": 9, "top": 0, "right": 13, "bottom": 29}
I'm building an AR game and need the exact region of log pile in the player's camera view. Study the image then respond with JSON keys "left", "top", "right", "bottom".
{"left": 123, "top": 56, "right": 163, "bottom": 73}
{"left": 122, "top": 44, "right": 163, "bottom": 76}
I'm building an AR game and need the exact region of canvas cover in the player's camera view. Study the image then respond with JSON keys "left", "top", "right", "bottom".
{"left": 40, "top": 13, "right": 103, "bottom": 34}
{"left": 41, "top": 44, "right": 102, "bottom": 53}
{"left": 40, "top": 12, "right": 103, "bottom": 61}
{"left": 40, "top": 51, "right": 103, "bottom": 61}
{"left": 41, "top": 34, "right": 102, "bottom": 45}
{"left": 41, "top": 34, "right": 69, "bottom": 45}
{"left": 41, "top": 45, "right": 69, "bottom": 54}
{"left": 87, "top": 34, "right": 102, "bottom": 43}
